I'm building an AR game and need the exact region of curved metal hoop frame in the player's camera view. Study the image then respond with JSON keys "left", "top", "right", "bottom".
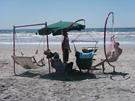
{"left": 104, "top": 12, "right": 115, "bottom": 69}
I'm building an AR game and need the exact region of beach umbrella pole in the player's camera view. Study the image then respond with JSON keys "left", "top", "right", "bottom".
{"left": 45, "top": 22, "right": 51, "bottom": 73}
{"left": 13, "top": 26, "right": 17, "bottom": 75}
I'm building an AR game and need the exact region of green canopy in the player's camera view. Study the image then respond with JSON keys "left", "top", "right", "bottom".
{"left": 38, "top": 20, "right": 85, "bottom": 36}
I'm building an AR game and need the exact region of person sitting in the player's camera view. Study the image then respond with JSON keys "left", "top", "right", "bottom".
{"left": 44, "top": 50, "right": 73, "bottom": 73}
{"left": 106, "top": 42, "right": 122, "bottom": 62}
{"left": 93, "top": 42, "right": 123, "bottom": 73}
{"left": 51, "top": 52, "right": 65, "bottom": 72}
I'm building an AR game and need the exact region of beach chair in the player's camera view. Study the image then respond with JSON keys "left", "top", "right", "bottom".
{"left": 12, "top": 56, "right": 45, "bottom": 69}
{"left": 75, "top": 50, "right": 95, "bottom": 73}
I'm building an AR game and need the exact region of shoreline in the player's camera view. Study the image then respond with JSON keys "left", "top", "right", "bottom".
{"left": 0, "top": 41, "right": 135, "bottom": 48}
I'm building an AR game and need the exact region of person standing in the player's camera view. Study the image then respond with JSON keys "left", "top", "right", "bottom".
{"left": 61, "top": 31, "right": 71, "bottom": 63}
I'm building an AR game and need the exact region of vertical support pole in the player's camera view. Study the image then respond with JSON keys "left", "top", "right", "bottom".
{"left": 13, "top": 26, "right": 16, "bottom": 75}
{"left": 45, "top": 22, "right": 51, "bottom": 73}
{"left": 46, "top": 23, "right": 49, "bottom": 49}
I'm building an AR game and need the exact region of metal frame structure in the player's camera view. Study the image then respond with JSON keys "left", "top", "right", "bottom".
{"left": 13, "top": 22, "right": 51, "bottom": 75}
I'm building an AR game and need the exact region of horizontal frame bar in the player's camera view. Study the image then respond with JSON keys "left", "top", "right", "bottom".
{"left": 14, "top": 23, "right": 46, "bottom": 28}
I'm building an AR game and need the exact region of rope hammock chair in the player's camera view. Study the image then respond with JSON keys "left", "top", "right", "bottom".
{"left": 12, "top": 37, "right": 46, "bottom": 69}
{"left": 12, "top": 23, "right": 46, "bottom": 75}
{"left": 12, "top": 55, "right": 45, "bottom": 69}
{"left": 13, "top": 34, "right": 46, "bottom": 68}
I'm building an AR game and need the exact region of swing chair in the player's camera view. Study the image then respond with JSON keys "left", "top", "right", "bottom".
{"left": 12, "top": 23, "right": 47, "bottom": 75}
{"left": 71, "top": 24, "right": 99, "bottom": 72}
{"left": 92, "top": 12, "right": 123, "bottom": 73}
{"left": 12, "top": 55, "right": 45, "bottom": 69}
{"left": 72, "top": 32, "right": 98, "bottom": 72}
{"left": 12, "top": 46, "right": 46, "bottom": 69}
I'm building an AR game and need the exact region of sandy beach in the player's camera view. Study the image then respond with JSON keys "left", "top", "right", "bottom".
{"left": 0, "top": 45, "right": 135, "bottom": 101}
{"left": 1, "top": 0, "right": 135, "bottom": 100}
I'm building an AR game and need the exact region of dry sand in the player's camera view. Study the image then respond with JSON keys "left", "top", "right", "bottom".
{"left": 0, "top": 45, "right": 135, "bottom": 101}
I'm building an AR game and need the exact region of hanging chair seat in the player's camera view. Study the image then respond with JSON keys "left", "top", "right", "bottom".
{"left": 12, "top": 56, "right": 45, "bottom": 69}
{"left": 75, "top": 51, "right": 95, "bottom": 72}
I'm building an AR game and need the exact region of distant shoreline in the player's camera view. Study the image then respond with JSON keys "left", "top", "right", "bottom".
{"left": 0, "top": 41, "right": 135, "bottom": 48}
{"left": 1, "top": 27, "right": 135, "bottom": 33}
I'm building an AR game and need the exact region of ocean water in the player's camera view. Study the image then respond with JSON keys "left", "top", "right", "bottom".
{"left": 0, "top": 28, "right": 135, "bottom": 47}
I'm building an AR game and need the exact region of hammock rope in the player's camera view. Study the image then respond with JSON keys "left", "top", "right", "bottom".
{"left": 71, "top": 30, "right": 98, "bottom": 50}
{"left": 15, "top": 32, "right": 45, "bottom": 57}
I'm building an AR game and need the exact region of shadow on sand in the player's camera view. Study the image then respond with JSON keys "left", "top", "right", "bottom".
{"left": 105, "top": 71, "right": 130, "bottom": 81}
{"left": 18, "top": 71, "right": 40, "bottom": 78}
{"left": 18, "top": 70, "right": 97, "bottom": 81}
